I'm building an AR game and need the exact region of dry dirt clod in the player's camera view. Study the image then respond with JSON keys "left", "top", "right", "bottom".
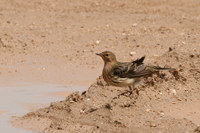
{"left": 169, "top": 47, "right": 173, "bottom": 52}
{"left": 170, "top": 89, "right": 177, "bottom": 95}
{"left": 194, "top": 126, "right": 200, "bottom": 133}
{"left": 95, "top": 40, "right": 101, "bottom": 44}
{"left": 57, "top": 127, "right": 62, "bottom": 130}
{"left": 105, "top": 103, "right": 111, "bottom": 110}
{"left": 177, "top": 98, "right": 182, "bottom": 101}
{"left": 132, "top": 23, "right": 137, "bottom": 27}
{"left": 150, "top": 122, "right": 157, "bottom": 127}
{"left": 7, "top": 0, "right": 200, "bottom": 132}
{"left": 129, "top": 51, "right": 136, "bottom": 56}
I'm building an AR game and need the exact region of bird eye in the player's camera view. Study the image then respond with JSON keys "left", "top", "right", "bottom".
{"left": 105, "top": 54, "right": 109, "bottom": 56}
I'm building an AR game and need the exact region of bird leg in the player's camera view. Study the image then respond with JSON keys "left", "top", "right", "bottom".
{"left": 129, "top": 85, "right": 139, "bottom": 95}
{"left": 129, "top": 86, "right": 134, "bottom": 91}
{"left": 113, "top": 85, "right": 140, "bottom": 99}
{"left": 115, "top": 86, "right": 134, "bottom": 98}
{"left": 128, "top": 86, "right": 133, "bottom": 95}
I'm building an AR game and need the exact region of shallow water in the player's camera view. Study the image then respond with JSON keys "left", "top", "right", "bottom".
{"left": 0, "top": 83, "right": 86, "bottom": 133}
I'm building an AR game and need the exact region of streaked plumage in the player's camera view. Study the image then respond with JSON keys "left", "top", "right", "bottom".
{"left": 96, "top": 51, "right": 175, "bottom": 93}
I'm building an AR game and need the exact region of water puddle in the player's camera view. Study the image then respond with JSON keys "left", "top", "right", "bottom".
{"left": 0, "top": 83, "right": 86, "bottom": 133}
{"left": 0, "top": 110, "right": 4, "bottom": 114}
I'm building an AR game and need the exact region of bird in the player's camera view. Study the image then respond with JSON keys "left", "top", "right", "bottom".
{"left": 96, "top": 51, "right": 176, "bottom": 95}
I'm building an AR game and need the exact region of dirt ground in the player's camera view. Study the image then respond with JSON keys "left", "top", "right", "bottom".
{"left": 0, "top": 0, "right": 199, "bottom": 132}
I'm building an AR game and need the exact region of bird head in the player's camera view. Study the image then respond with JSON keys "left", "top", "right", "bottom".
{"left": 96, "top": 51, "right": 117, "bottom": 63}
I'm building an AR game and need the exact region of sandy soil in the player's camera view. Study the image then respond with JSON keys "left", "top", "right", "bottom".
{"left": 0, "top": 0, "right": 199, "bottom": 132}
{"left": 12, "top": 50, "right": 200, "bottom": 133}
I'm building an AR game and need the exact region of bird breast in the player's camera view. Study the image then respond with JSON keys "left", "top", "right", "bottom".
{"left": 102, "top": 69, "right": 135, "bottom": 87}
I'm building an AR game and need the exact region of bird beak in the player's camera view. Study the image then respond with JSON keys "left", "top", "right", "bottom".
{"left": 96, "top": 53, "right": 101, "bottom": 56}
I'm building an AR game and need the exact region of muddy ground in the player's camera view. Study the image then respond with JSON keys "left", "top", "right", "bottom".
{"left": 0, "top": 0, "right": 199, "bottom": 132}
{"left": 13, "top": 50, "right": 200, "bottom": 133}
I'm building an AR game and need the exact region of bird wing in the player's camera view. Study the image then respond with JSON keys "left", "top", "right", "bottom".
{"left": 128, "top": 64, "right": 154, "bottom": 78}
{"left": 132, "top": 56, "right": 145, "bottom": 65}
{"left": 112, "top": 63, "right": 154, "bottom": 78}
{"left": 112, "top": 62, "right": 130, "bottom": 76}
{"left": 112, "top": 56, "right": 175, "bottom": 78}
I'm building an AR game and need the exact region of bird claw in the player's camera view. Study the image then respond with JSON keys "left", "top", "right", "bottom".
{"left": 113, "top": 89, "right": 138, "bottom": 99}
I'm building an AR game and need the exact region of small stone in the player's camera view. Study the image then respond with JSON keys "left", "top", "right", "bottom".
{"left": 150, "top": 123, "right": 157, "bottom": 127}
{"left": 194, "top": 126, "right": 200, "bottom": 132}
{"left": 170, "top": 89, "right": 176, "bottom": 95}
{"left": 182, "top": 41, "right": 186, "bottom": 44}
{"left": 80, "top": 109, "right": 85, "bottom": 114}
{"left": 132, "top": 23, "right": 138, "bottom": 27}
{"left": 96, "top": 40, "right": 100, "bottom": 44}
{"left": 106, "top": 24, "right": 110, "bottom": 28}
{"left": 146, "top": 109, "right": 150, "bottom": 112}
{"left": 129, "top": 51, "right": 136, "bottom": 56}
{"left": 160, "top": 111, "right": 165, "bottom": 115}
{"left": 153, "top": 54, "right": 159, "bottom": 57}
{"left": 190, "top": 54, "right": 194, "bottom": 58}
{"left": 69, "top": 100, "right": 74, "bottom": 103}
{"left": 122, "top": 33, "right": 126, "bottom": 36}
{"left": 177, "top": 98, "right": 182, "bottom": 101}
{"left": 57, "top": 127, "right": 62, "bottom": 130}
{"left": 169, "top": 47, "right": 173, "bottom": 52}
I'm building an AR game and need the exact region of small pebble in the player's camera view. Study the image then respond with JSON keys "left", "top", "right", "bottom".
{"left": 170, "top": 89, "right": 176, "bottom": 95}
{"left": 146, "top": 109, "right": 150, "bottom": 112}
{"left": 132, "top": 23, "right": 138, "bottom": 27}
{"left": 80, "top": 109, "right": 84, "bottom": 114}
{"left": 129, "top": 51, "right": 136, "bottom": 56}
{"left": 169, "top": 47, "right": 173, "bottom": 52}
{"left": 122, "top": 33, "right": 126, "bottom": 36}
{"left": 177, "top": 98, "right": 182, "bottom": 101}
{"left": 150, "top": 123, "right": 157, "bottom": 127}
{"left": 96, "top": 40, "right": 100, "bottom": 44}
{"left": 182, "top": 41, "right": 186, "bottom": 44}
{"left": 190, "top": 54, "right": 194, "bottom": 58}
{"left": 160, "top": 112, "right": 165, "bottom": 115}
{"left": 153, "top": 54, "right": 159, "bottom": 57}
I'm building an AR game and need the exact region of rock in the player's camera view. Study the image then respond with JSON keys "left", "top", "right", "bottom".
{"left": 95, "top": 40, "right": 100, "bottom": 44}
{"left": 150, "top": 122, "right": 157, "bottom": 127}
{"left": 129, "top": 51, "right": 136, "bottom": 56}
{"left": 170, "top": 89, "right": 177, "bottom": 95}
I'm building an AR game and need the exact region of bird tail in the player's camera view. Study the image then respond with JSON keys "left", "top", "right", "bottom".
{"left": 132, "top": 56, "right": 145, "bottom": 65}
{"left": 152, "top": 66, "right": 176, "bottom": 71}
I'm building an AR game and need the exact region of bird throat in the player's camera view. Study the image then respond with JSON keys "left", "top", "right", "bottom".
{"left": 103, "top": 61, "right": 115, "bottom": 72}
{"left": 102, "top": 61, "right": 115, "bottom": 84}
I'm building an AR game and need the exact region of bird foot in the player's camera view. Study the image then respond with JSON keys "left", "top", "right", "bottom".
{"left": 112, "top": 88, "right": 140, "bottom": 100}
{"left": 112, "top": 90, "right": 130, "bottom": 99}
{"left": 120, "top": 90, "right": 133, "bottom": 96}
{"left": 114, "top": 90, "right": 136, "bottom": 99}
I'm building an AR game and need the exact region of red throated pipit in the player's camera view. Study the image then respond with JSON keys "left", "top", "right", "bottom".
{"left": 96, "top": 51, "right": 176, "bottom": 94}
